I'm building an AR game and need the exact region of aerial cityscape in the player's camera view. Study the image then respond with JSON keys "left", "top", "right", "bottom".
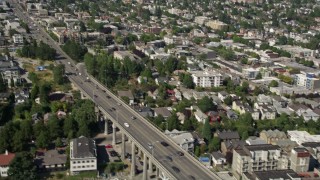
{"left": 0, "top": 0, "right": 320, "bottom": 179}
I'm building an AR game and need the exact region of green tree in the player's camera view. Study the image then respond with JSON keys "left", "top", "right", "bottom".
{"left": 208, "top": 137, "right": 220, "bottom": 152}
{"left": 255, "top": 72, "right": 262, "bottom": 79}
{"left": 48, "top": 116, "right": 62, "bottom": 140}
{"left": 223, "top": 96, "right": 233, "bottom": 106}
{"left": 182, "top": 73, "right": 194, "bottom": 89}
{"left": 8, "top": 152, "right": 38, "bottom": 180}
{"left": 269, "top": 80, "right": 279, "bottom": 87}
{"left": 197, "top": 96, "right": 216, "bottom": 113}
{"left": 36, "top": 131, "right": 50, "bottom": 149}
{"left": 53, "top": 64, "right": 65, "bottom": 85}
{"left": 55, "top": 137, "right": 63, "bottom": 147}
{"left": 167, "top": 114, "right": 180, "bottom": 131}
{"left": 62, "top": 40, "right": 88, "bottom": 61}
{"left": 202, "top": 119, "right": 212, "bottom": 142}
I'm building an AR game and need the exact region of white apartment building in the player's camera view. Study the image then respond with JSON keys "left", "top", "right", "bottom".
{"left": 70, "top": 136, "right": 97, "bottom": 175}
{"left": 294, "top": 72, "right": 320, "bottom": 91}
{"left": 242, "top": 68, "right": 260, "bottom": 80}
{"left": 191, "top": 70, "right": 222, "bottom": 88}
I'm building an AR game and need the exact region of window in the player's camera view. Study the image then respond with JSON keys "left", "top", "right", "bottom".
{"left": 73, "top": 161, "right": 76, "bottom": 164}
{"left": 91, "top": 160, "right": 95, "bottom": 162}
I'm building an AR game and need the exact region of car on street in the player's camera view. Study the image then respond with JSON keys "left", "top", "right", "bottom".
{"left": 105, "top": 144, "right": 113, "bottom": 149}
{"left": 111, "top": 107, "right": 116, "bottom": 111}
{"left": 148, "top": 143, "right": 153, "bottom": 149}
{"left": 166, "top": 156, "right": 172, "bottom": 162}
{"left": 177, "top": 151, "right": 184, "bottom": 156}
{"left": 106, "top": 95, "right": 111, "bottom": 99}
{"left": 124, "top": 123, "right": 129, "bottom": 127}
{"left": 161, "top": 141, "right": 169, "bottom": 147}
{"left": 94, "top": 95, "right": 98, "bottom": 98}
{"left": 131, "top": 116, "right": 136, "bottom": 120}
{"left": 188, "top": 175, "right": 196, "bottom": 180}
{"left": 172, "top": 166, "right": 180, "bottom": 173}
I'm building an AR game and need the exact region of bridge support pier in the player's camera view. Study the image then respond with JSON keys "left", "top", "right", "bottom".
{"left": 130, "top": 142, "right": 136, "bottom": 178}
{"left": 121, "top": 133, "right": 126, "bottom": 159}
{"left": 112, "top": 124, "right": 116, "bottom": 145}
{"left": 156, "top": 167, "right": 159, "bottom": 177}
{"left": 104, "top": 120, "right": 108, "bottom": 135}
{"left": 142, "top": 153, "right": 148, "bottom": 180}
{"left": 148, "top": 158, "right": 153, "bottom": 174}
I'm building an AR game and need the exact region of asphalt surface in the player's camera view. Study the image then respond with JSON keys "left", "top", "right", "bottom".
{"left": 10, "top": 1, "right": 220, "bottom": 179}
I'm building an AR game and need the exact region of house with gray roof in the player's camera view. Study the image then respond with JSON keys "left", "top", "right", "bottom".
{"left": 165, "top": 129, "right": 194, "bottom": 152}
{"left": 34, "top": 149, "right": 67, "bottom": 171}
{"left": 70, "top": 136, "right": 97, "bottom": 175}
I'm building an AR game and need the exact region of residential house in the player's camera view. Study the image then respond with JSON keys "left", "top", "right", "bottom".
{"left": 0, "top": 150, "right": 15, "bottom": 177}
{"left": 191, "top": 131, "right": 206, "bottom": 145}
{"left": 245, "top": 137, "right": 267, "bottom": 145}
{"left": 194, "top": 108, "right": 208, "bottom": 123}
{"left": 173, "top": 89, "right": 182, "bottom": 101}
{"left": 221, "top": 140, "right": 246, "bottom": 164}
{"left": 295, "top": 98, "right": 320, "bottom": 109}
{"left": 155, "top": 77, "right": 169, "bottom": 85}
{"left": 0, "top": 59, "right": 20, "bottom": 87}
{"left": 118, "top": 90, "right": 134, "bottom": 105}
{"left": 254, "top": 103, "right": 277, "bottom": 120}
{"left": 232, "top": 101, "right": 259, "bottom": 120}
{"left": 207, "top": 111, "right": 221, "bottom": 122}
{"left": 288, "top": 104, "right": 320, "bottom": 121}
{"left": 165, "top": 129, "right": 194, "bottom": 152}
{"left": 271, "top": 95, "right": 288, "bottom": 108}
{"left": 136, "top": 106, "right": 153, "bottom": 118}
{"left": 226, "top": 110, "right": 238, "bottom": 120}
{"left": 34, "top": 149, "right": 67, "bottom": 171}
{"left": 260, "top": 129, "right": 287, "bottom": 145}
{"left": 216, "top": 130, "right": 240, "bottom": 142}
{"left": 153, "top": 107, "right": 171, "bottom": 119}
{"left": 257, "top": 94, "right": 272, "bottom": 104}
{"left": 70, "top": 136, "right": 97, "bottom": 175}
{"left": 205, "top": 20, "right": 228, "bottom": 30}
{"left": 218, "top": 91, "right": 229, "bottom": 102}
{"left": 211, "top": 151, "right": 226, "bottom": 167}
{"left": 242, "top": 68, "right": 260, "bottom": 80}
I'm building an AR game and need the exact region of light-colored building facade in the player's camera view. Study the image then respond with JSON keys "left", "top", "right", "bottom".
{"left": 205, "top": 20, "right": 228, "bottom": 30}
{"left": 191, "top": 70, "right": 222, "bottom": 88}
{"left": 70, "top": 136, "right": 97, "bottom": 175}
{"left": 232, "top": 144, "right": 282, "bottom": 179}
{"left": 294, "top": 72, "right": 320, "bottom": 91}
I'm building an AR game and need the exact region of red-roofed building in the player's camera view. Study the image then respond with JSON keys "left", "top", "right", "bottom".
{"left": 0, "top": 150, "right": 15, "bottom": 177}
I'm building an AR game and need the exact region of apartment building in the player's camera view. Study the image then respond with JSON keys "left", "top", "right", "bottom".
{"left": 0, "top": 58, "right": 20, "bottom": 87}
{"left": 70, "top": 136, "right": 97, "bottom": 175}
{"left": 294, "top": 72, "right": 320, "bottom": 91}
{"left": 290, "top": 148, "right": 310, "bottom": 173}
{"left": 191, "top": 70, "right": 222, "bottom": 88}
{"left": 242, "top": 68, "right": 260, "bottom": 80}
{"left": 232, "top": 144, "right": 282, "bottom": 179}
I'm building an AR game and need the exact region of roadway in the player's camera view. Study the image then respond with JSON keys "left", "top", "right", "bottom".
{"left": 9, "top": 1, "right": 220, "bottom": 179}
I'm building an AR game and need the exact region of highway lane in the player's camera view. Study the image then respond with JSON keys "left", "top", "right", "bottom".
{"left": 9, "top": 1, "right": 220, "bottom": 179}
